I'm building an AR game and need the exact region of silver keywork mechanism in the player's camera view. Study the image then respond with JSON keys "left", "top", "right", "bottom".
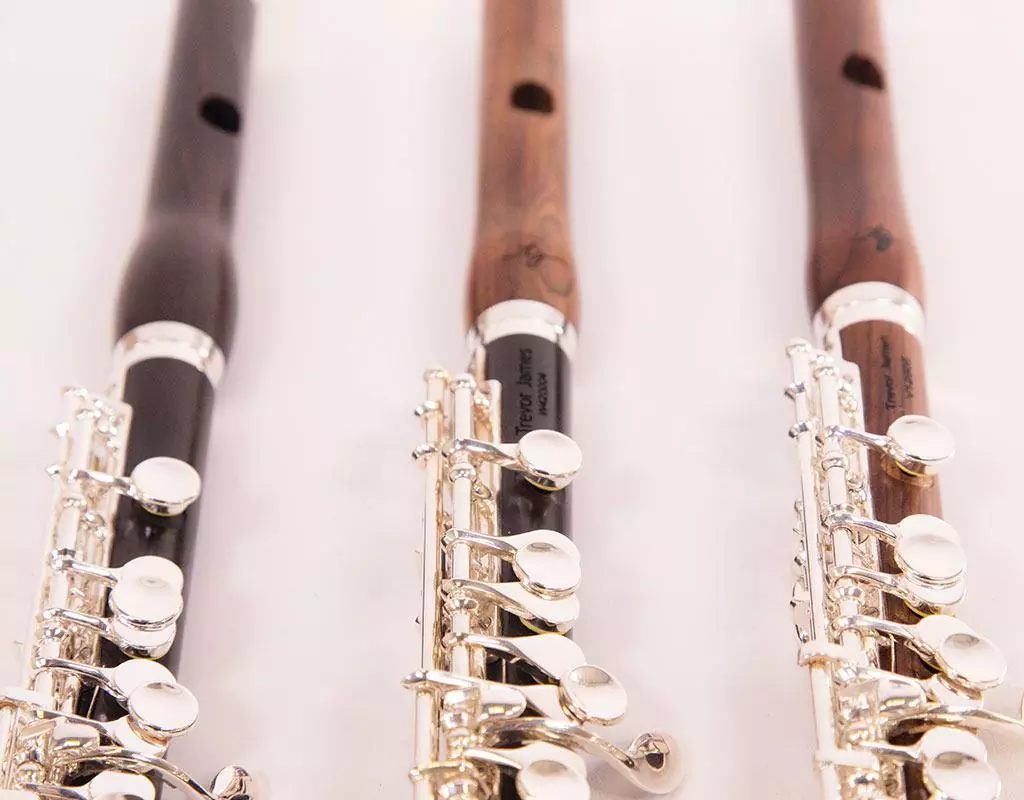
{"left": 406, "top": 369, "right": 685, "bottom": 799}
{"left": 786, "top": 341, "right": 1023, "bottom": 800}
{"left": 0, "top": 388, "right": 253, "bottom": 799}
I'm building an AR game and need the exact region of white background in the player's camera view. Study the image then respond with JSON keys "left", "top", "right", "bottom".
{"left": 1, "top": 1, "right": 1023, "bottom": 798}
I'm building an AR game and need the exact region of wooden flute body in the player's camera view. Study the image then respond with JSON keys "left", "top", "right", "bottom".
{"left": 790, "top": 2, "right": 1018, "bottom": 798}
{"left": 470, "top": 0, "right": 576, "bottom": 673}
{"left": 84, "top": 0, "right": 254, "bottom": 722}
{"left": 466, "top": 0, "right": 578, "bottom": 332}
{"left": 405, "top": 3, "right": 683, "bottom": 797}
{"left": 0, "top": 3, "right": 256, "bottom": 797}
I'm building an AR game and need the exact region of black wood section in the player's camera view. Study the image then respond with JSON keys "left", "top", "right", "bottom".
{"left": 485, "top": 334, "right": 570, "bottom": 799}
{"left": 114, "top": 0, "right": 254, "bottom": 357}
{"left": 483, "top": 334, "right": 571, "bottom": 673}
{"left": 74, "top": 0, "right": 253, "bottom": 729}
{"left": 78, "top": 359, "right": 215, "bottom": 722}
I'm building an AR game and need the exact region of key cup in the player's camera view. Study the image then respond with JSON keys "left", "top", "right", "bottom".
{"left": 516, "top": 430, "right": 583, "bottom": 491}
{"left": 109, "top": 556, "right": 185, "bottom": 630}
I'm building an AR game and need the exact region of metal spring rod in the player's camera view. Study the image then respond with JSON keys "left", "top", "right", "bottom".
{"left": 814, "top": 359, "right": 864, "bottom": 653}
{"left": 448, "top": 375, "right": 476, "bottom": 679}
{"left": 788, "top": 341, "right": 844, "bottom": 798}
{"left": 414, "top": 369, "right": 448, "bottom": 800}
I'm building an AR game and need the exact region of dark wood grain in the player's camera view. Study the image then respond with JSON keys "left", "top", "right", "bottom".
{"left": 465, "top": 0, "right": 579, "bottom": 331}
{"left": 795, "top": 0, "right": 924, "bottom": 312}
{"left": 841, "top": 321, "right": 936, "bottom": 800}
{"left": 796, "top": 4, "right": 941, "bottom": 797}
{"left": 115, "top": 0, "right": 255, "bottom": 357}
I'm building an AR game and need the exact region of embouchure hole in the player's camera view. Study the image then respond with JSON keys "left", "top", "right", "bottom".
{"left": 511, "top": 82, "right": 554, "bottom": 114}
{"left": 198, "top": 95, "right": 242, "bottom": 134}
{"left": 842, "top": 54, "right": 885, "bottom": 90}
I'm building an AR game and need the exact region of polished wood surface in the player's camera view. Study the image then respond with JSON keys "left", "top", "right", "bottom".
{"left": 796, "top": 0, "right": 924, "bottom": 312}
{"left": 842, "top": 321, "right": 935, "bottom": 800}
{"left": 465, "top": 0, "right": 579, "bottom": 330}
{"left": 797, "top": 3, "right": 940, "bottom": 797}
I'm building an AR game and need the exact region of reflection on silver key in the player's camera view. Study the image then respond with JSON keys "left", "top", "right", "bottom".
{"left": 443, "top": 429, "right": 583, "bottom": 491}
{"left": 443, "top": 528, "right": 581, "bottom": 598}
{"left": 444, "top": 578, "right": 580, "bottom": 632}
{"left": 833, "top": 613, "right": 1006, "bottom": 692}
{"left": 407, "top": 365, "right": 684, "bottom": 798}
{"left": 830, "top": 513, "right": 966, "bottom": 586}
{"left": 66, "top": 456, "right": 201, "bottom": 517}
{"left": 826, "top": 414, "right": 955, "bottom": 477}
{"left": 786, "top": 335, "right": 1020, "bottom": 800}
{"left": 127, "top": 680, "right": 200, "bottom": 739}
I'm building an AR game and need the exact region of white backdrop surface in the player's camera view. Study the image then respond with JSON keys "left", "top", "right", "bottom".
{"left": 1, "top": 1, "right": 1024, "bottom": 798}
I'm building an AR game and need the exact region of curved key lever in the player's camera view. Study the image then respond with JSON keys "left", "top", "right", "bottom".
{"left": 444, "top": 429, "right": 582, "bottom": 490}
{"left": 443, "top": 528, "right": 581, "bottom": 599}
{"left": 402, "top": 670, "right": 528, "bottom": 723}
{"left": 33, "top": 656, "right": 174, "bottom": 706}
{"left": 831, "top": 564, "right": 965, "bottom": 614}
{"left": 443, "top": 578, "right": 579, "bottom": 632}
{"left": 62, "top": 456, "right": 201, "bottom": 515}
{"left": 43, "top": 748, "right": 257, "bottom": 800}
{"left": 482, "top": 717, "right": 686, "bottom": 795}
{"left": 19, "top": 678, "right": 198, "bottom": 759}
{"left": 462, "top": 743, "right": 589, "bottom": 800}
{"left": 446, "top": 632, "right": 587, "bottom": 682}
{"left": 828, "top": 513, "right": 966, "bottom": 587}
{"left": 824, "top": 414, "right": 954, "bottom": 476}
{"left": 833, "top": 613, "right": 1006, "bottom": 693}
{"left": 23, "top": 769, "right": 156, "bottom": 800}
{"left": 51, "top": 552, "right": 185, "bottom": 630}
{"left": 859, "top": 726, "right": 999, "bottom": 800}
{"left": 41, "top": 607, "right": 176, "bottom": 660}
{"left": 405, "top": 667, "right": 627, "bottom": 728}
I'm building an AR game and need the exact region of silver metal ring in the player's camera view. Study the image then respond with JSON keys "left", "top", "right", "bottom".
{"left": 813, "top": 282, "right": 925, "bottom": 351}
{"left": 109, "top": 321, "right": 225, "bottom": 393}
{"left": 468, "top": 300, "right": 578, "bottom": 360}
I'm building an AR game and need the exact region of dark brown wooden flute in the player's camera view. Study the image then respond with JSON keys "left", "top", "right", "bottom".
{"left": 83, "top": 0, "right": 255, "bottom": 727}
{"left": 787, "top": 1, "right": 1019, "bottom": 798}
{"left": 0, "top": 2, "right": 256, "bottom": 797}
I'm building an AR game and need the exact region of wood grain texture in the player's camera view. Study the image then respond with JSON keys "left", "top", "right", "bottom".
{"left": 465, "top": 0, "right": 579, "bottom": 330}
{"left": 795, "top": 0, "right": 924, "bottom": 312}
{"left": 842, "top": 321, "right": 937, "bottom": 800}
{"left": 797, "top": 4, "right": 942, "bottom": 797}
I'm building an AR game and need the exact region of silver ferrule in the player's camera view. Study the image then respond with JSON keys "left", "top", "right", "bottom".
{"left": 108, "top": 321, "right": 226, "bottom": 396}
{"left": 468, "top": 299, "right": 578, "bottom": 360}
{"left": 813, "top": 282, "right": 926, "bottom": 353}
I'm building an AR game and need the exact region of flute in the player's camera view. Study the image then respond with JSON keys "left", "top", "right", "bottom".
{"left": 0, "top": 2, "right": 255, "bottom": 798}
{"left": 786, "top": 2, "right": 1022, "bottom": 799}
{"left": 403, "top": 2, "right": 684, "bottom": 798}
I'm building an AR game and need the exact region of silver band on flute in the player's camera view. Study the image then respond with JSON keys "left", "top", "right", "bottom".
{"left": 812, "top": 281, "right": 926, "bottom": 351}
{"left": 468, "top": 299, "right": 578, "bottom": 360}
{"left": 109, "top": 321, "right": 226, "bottom": 392}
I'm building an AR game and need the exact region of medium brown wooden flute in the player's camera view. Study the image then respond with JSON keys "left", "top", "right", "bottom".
{"left": 786, "top": 2, "right": 1020, "bottom": 799}
{"left": 404, "top": 2, "right": 684, "bottom": 798}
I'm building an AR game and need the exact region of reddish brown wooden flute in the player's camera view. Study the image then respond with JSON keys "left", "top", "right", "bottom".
{"left": 786, "top": 2, "right": 1020, "bottom": 799}
{"left": 403, "top": 2, "right": 684, "bottom": 798}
